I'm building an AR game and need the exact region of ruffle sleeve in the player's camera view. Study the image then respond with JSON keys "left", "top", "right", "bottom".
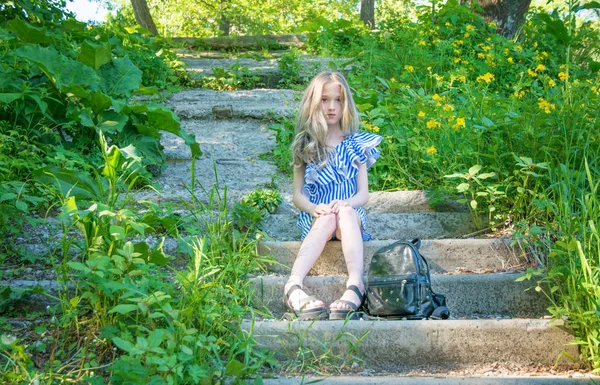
{"left": 302, "top": 132, "right": 382, "bottom": 198}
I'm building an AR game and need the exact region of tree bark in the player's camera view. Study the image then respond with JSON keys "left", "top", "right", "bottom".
{"left": 219, "top": 0, "right": 230, "bottom": 36}
{"left": 360, "top": 0, "right": 375, "bottom": 29}
{"left": 462, "top": 0, "right": 532, "bottom": 38}
{"left": 130, "top": 0, "right": 158, "bottom": 35}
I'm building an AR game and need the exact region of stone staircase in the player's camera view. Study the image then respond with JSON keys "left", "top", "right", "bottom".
{"left": 170, "top": 52, "right": 592, "bottom": 382}
{"left": 4, "top": 50, "right": 596, "bottom": 383}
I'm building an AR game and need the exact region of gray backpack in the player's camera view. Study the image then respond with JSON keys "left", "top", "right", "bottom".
{"left": 365, "top": 239, "right": 450, "bottom": 320}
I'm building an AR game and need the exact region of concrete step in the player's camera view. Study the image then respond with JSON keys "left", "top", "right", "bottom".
{"left": 261, "top": 376, "right": 595, "bottom": 384}
{"left": 251, "top": 273, "right": 548, "bottom": 318}
{"left": 262, "top": 212, "right": 483, "bottom": 241}
{"left": 365, "top": 191, "right": 468, "bottom": 213}
{"left": 160, "top": 119, "right": 275, "bottom": 160}
{"left": 258, "top": 238, "right": 529, "bottom": 276}
{"left": 243, "top": 319, "right": 577, "bottom": 370}
{"left": 167, "top": 89, "right": 299, "bottom": 120}
{"left": 181, "top": 56, "right": 353, "bottom": 77}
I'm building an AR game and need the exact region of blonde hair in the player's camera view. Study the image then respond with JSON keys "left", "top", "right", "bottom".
{"left": 291, "top": 71, "right": 359, "bottom": 169}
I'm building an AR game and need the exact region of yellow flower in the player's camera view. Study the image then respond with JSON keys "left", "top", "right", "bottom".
{"left": 426, "top": 119, "right": 441, "bottom": 129}
{"left": 488, "top": 21, "right": 497, "bottom": 28}
{"left": 426, "top": 146, "right": 438, "bottom": 155}
{"left": 457, "top": 75, "right": 466, "bottom": 83}
{"left": 433, "top": 74, "right": 443, "bottom": 81}
{"left": 454, "top": 57, "right": 461, "bottom": 63}
{"left": 464, "top": 33, "right": 471, "bottom": 38}
{"left": 432, "top": 94, "right": 442, "bottom": 101}
{"left": 534, "top": 42, "right": 538, "bottom": 48}
{"left": 418, "top": 111, "right": 426, "bottom": 117}
{"left": 372, "top": 125, "right": 381, "bottom": 133}
{"left": 548, "top": 79, "right": 556, "bottom": 87}
{"left": 477, "top": 53, "right": 486, "bottom": 59}
{"left": 476, "top": 72, "right": 495, "bottom": 83}
{"left": 527, "top": 68, "right": 537, "bottom": 77}
{"left": 404, "top": 65, "right": 414, "bottom": 72}
{"left": 391, "top": 77, "right": 397, "bottom": 82}
{"left": 535, "top": 64, "right": 546, "bottom": 72}
{"left": 466, "top": 24, "right": 475, "bottom": 32}
{"left": 558, "top": 71, "right": 569, "bottom": 81}
{"left": 507, "top": 57, "right": 514, "bottom": 63}
{"left": 418, "top": 40, "right": 426, "bottom": 46}
{"left": 513, "top": 90, "right": 526, "bottom": 99}
{"left": 452, "top": 117, "right": 466, "bottom": 130}
{"left": 445, "top": 22, "right": 452, "bottom": 27}
{"left": 542, "top": 52, "right": 549, "bottom": 58}
{"left": 537, "top": 97, "right": 556, "bottom": 114}
{"left": 443, "top": 104, "right": 455, "bottom": 112}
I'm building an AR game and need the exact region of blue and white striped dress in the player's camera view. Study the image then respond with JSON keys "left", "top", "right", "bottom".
{"left": 298, "top": 132, "right": 382, "bottom": 241}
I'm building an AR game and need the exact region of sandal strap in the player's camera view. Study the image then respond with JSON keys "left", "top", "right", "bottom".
{"left": 285, "top": 284, "right": 322, "bottom": 311}
{"left": 331, "top": 285, "right": 366, "bottom": 311}
{"left": 331, "top": 299, "right": 359, "bottom": 311}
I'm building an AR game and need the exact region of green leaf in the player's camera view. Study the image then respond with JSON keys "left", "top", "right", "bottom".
{"left": 0, "top": 93, "right": 21, "bottom": 104}
{"left": 112, "top": 337, "right": 135, "bottom": 353}
{"left": 109, "top": 225, "right": 126, "bottom": 240}
{"left": 477, "top": 172, "right": 496, "bottom": 180}
{"left": 6, "top": 19, "right": 53, "bottom": 44}
{"left": 97, "top": 58, "right": 142, "bottom": 97}
{"left": 79, "top": 41, "right": 112, "bottom": 70}
{"left": 468, "top": 165, "right": 482, "bottom": 177}
{"left": 225, "top": 359, "right": 246, "bottom": 377}
{"left": 15, "top": 200, "right": 28, "bottom": 212}
{"left": 481, "top": 117, "right": 494, "bottom": 127}
{"left": 87, "top": 91, "right": 112, "bottom": 114}
{"left": 34, "top": 167, "right": 103, "bottom": 200}
{"left": 0, "top": 193, "right": 17, "bottom": 203}
{"left": 456, "top": 183, "right": 470, "bottom": 193}
{"left": 97, "top": 111, "right": 128, "bottom": 134}
{"left": 470, "top": 200, "right": 478, "bottom": 209}
{"left": 79, "top": 108, "right": 95, "bottom": 127}
{"left": 108, "top": 304, "right": 139, "bottom": 315}
{"left": 14, "top": 45, "right": 99, "bottom": 98}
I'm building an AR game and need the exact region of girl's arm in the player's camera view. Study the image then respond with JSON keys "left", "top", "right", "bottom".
{"left": 330, "top": 162, "right": 369, "bottom": 212}
{"left": 293, "top": 164, "right": 331, "bottom": 217}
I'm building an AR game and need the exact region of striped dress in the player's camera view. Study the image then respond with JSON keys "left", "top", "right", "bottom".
{"left": 297, "top": 131, "right": 382, "bottom": 241}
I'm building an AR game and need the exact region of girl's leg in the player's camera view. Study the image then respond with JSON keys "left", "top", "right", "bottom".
{"left": 285, "top": 214, "right": 337, "bottom": 310}
{"left": 331, "top": 206, "right": 365, "bottom": 310}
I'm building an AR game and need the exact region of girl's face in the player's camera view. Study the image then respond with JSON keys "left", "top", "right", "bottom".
{"left": 320, "top": 82, "right": 343, "bottom": 130}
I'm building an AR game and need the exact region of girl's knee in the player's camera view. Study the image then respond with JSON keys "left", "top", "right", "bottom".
{"left": 337, "top": 206, "right": 358, "bottom": 220}
{"left": 311, "top": 214, "right": 337, "bottom": 232}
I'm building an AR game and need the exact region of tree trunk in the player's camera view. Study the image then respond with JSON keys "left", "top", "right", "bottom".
{"left": 462, "top": 0, "right": 532, "bottom": 38}
{"left": 360, "top": 0, "right": 375, "bottom": 29}
{"left": 219, "top": 0, "right": 230, "bottom": 36}
{"left": 130, "top": 0, "right": 158, "bottom": 35}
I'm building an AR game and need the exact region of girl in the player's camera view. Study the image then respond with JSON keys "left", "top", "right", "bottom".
{"left": 284, "top": 71, "right": 382, "bottom": 321}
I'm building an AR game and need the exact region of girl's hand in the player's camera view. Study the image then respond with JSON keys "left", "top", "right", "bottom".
{"left": 329, "top": 200, "right": 351, "bottom": 214}
{"left": 311, "top": 204, "right": 331, "bottom": 217}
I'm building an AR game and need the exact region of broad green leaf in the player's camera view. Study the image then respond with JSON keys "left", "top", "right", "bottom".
{"left": 0, "top": 93, "right": 21, "bottom": 104}
{"left": 456, "top": 183, "right": 470, "bottom": 193}
{"left": 34, "top": 167, "right": 103, "bottom": 200}
{"left": 79, "top": 41, "right": 112, "bottom": 70}
{"left": 108, "top": 304, "right": 139, "bottom": 315}
{"left": 468, "top": 165, "right": 482, "bottom": 176}
{"left": 67, "top": 261, "right": 89, "bottom": 272}
{"left": 225, "top": 359, "right": 246, "bottom": 377}
{"left": 112, "top": 337, "right": 135, "bottom": 353}
{"left": 478, "top": 172, "right": 496, "bottom": 180}
{"left": 181, "top": 345, "right": 193, "bottom": 355}
{"left": 15, "top": 200, "right": 28, "bottom": 212}
{"left": 0, "top": 193, "right": 17, "bottom": 203}
{"left": 0, "top": 27, "right": 15, "bottom": 42}
{"left": 109, "top": 225, "right": 126, "bottom": 240}
{"left": 98, "top": 58, "right": 142, "bottom": 97}
{"left": 444, "top": 173, "right": 466, "bottom": 179}
{"left": 481, "top": 117, "right": 494, "bottom": 127}
{"left": 97, "top": 111, "right": 128, "bottom": 134}
{"left": 79, "top": 108, "right": 95, "bottom": 127}
{"left": 14, "top": 45, "right": 98, "bottom": 98}
{"left": 6, "top": 19, "right": 53, "bottom": 44}
{"left": 470, "top": 200, "right": 478, "bottom": 209}
{"left": 87, "top": 91, "right": 112, "bottom": 114}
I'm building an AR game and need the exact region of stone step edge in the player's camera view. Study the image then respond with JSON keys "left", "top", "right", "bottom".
{"left": 250, "top": 273, "right": 549, "bottom": 318}
{"left": 242, "top": 319, "right": 578, "bottom": 369}
{"left": 259, "top": 376, "right": 596, "bottom": 384}
{"left": 258, "top": 238, "right": 531, "bottom": 275}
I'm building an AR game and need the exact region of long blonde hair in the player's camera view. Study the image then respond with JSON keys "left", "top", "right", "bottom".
{"left": 291, "top": 71, "right": 359, "bottom": 169}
